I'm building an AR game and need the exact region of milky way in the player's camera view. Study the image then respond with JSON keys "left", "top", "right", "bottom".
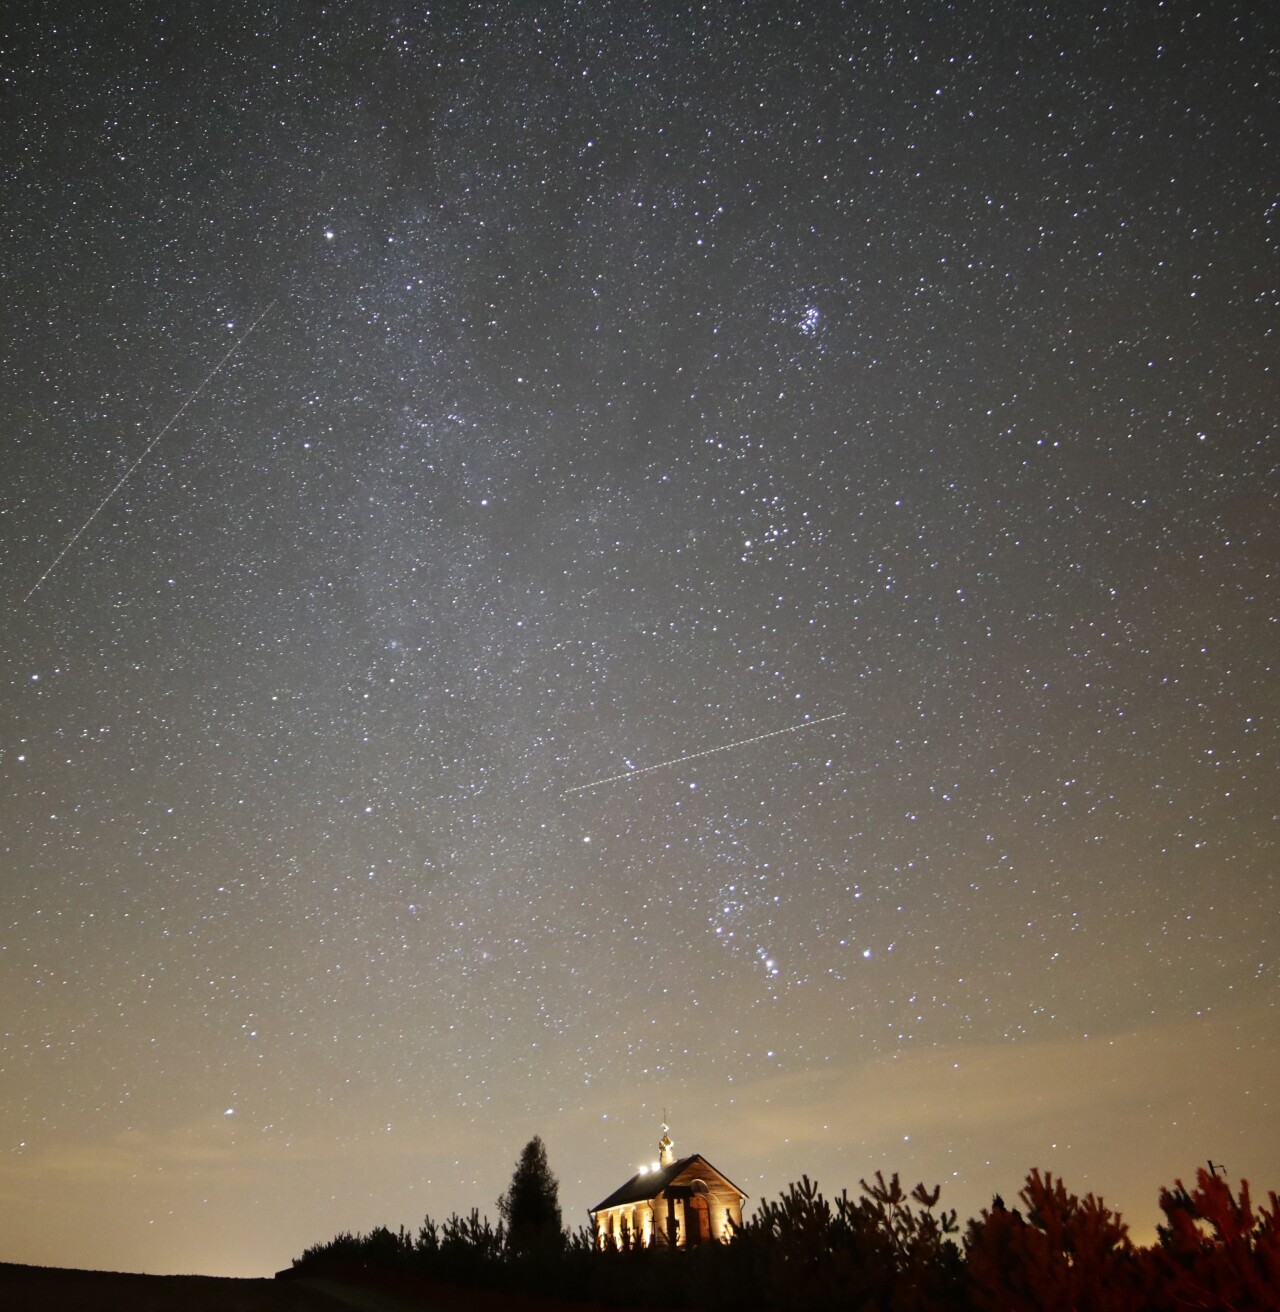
{"left": 1, "top": 1, "right": 1275, "bottom": 1279}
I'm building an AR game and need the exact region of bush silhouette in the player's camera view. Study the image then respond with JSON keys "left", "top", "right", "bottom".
{"left": 964, "top": 1169, "right": 1140, "bottom": 1312}
{"left": 290, "top": 1150, "right": 1279, "bottom": 1311}
{"left": 728, "top": 1171, "right": 964, "bottom": 1311}
{"left": 1148, "top": 1166, "right": 1280, "bottom": 1310}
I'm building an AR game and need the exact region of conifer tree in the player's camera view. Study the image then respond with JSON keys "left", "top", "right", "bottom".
{"left": 498, "top": 1135, "right": 564, "bottom": 1253}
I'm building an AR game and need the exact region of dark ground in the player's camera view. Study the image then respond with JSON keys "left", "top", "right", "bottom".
{"left": 0, "top": 1262, "right": 626, "bottom": 1312}
{"left": 0, "top": 1262, "right": 421, "bottom": 1312}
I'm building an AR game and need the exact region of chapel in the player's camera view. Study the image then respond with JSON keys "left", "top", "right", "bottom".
{"left": 589, "top": 1124, "right": 748, "bottom": 1249}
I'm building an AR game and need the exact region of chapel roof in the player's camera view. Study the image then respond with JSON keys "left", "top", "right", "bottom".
{"left": 590, "top": 1153, "right": 747, "bottom": 1213}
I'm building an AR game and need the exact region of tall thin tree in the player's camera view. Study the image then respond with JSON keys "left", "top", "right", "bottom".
{"left": 498, "top": 1135, "right": 564, "bottom": 1253}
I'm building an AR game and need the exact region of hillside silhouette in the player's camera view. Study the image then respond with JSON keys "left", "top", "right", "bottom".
{"left": 0, "top": 1260, "right": 354, "bottom": 1312}
{"left": 3, "top": 1161, "right": 1276, "bottom": 1311}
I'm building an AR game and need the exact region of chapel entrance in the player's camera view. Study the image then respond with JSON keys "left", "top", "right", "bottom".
{"left": 687, "top": 1183, "right": 711, "bottom": 1244}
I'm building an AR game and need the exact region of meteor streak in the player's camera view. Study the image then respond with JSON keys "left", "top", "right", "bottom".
{"left": 23, "top": 301, "right": 276, "bottom": 602}
{"left": 565, "top": 710, "right": 846, "bottom": 795}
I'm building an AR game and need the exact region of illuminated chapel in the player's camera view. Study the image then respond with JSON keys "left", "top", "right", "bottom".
{"left": 589, "top": 1125, "right": 748, "bottom": 1249}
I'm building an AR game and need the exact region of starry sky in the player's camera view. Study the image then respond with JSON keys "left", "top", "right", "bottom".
{"left": 2, "top": 0, "right": 1277, "bottom": 1280}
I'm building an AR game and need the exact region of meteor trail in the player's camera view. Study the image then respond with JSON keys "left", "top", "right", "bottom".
{"left": 23, "top": 301, "right": 276, "bottom": 603}
{"left": 565, "top": 710, "right": 847, "bottom": 795}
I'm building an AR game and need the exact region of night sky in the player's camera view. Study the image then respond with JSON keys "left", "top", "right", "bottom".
{"left": 3, "top": 1, "right": 1276, "bottom": 1279}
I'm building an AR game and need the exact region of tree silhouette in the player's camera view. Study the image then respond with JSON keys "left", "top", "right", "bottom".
{"left": 731, "top": 1171, "right": 963, "bottom": 1311}
{"left": 289, "top": 1160, "right": 1280, "bottom": 1310}
{"left": 497, "top": 1134, "right": 564, "bottom": 1254}
{"left": 1150, "top": 1166, "right": 1280, "bottom": 1310}
{"left": 964, "top": 1169, "right": 1140, "bottom": 1312}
